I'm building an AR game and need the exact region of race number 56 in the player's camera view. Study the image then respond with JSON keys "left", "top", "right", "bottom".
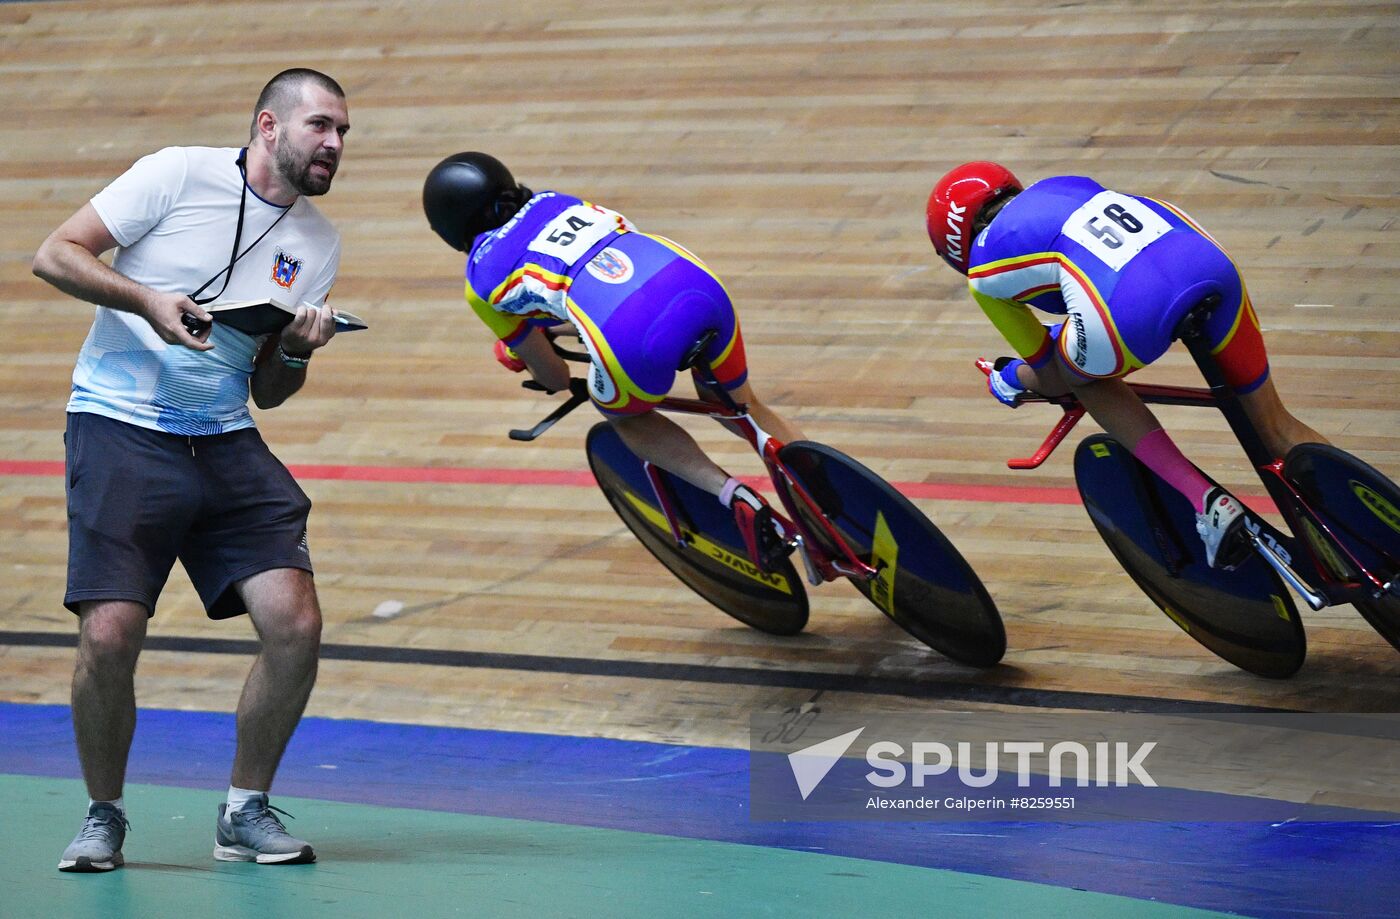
{"left": 1064, "top": 192, "right": 1171, "bottom": 271}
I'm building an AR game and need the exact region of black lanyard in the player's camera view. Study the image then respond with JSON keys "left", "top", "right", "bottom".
{"left": 188, "top": 148, "right": 294, "bottom": 305}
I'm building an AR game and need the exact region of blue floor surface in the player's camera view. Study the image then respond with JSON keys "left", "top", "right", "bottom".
{"left": 2, "top": 702, "right": 1393, "bottom": 918}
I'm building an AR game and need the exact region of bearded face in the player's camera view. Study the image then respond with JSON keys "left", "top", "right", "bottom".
{"left": 274, "top": 136, "right": 337, "bottom": 197}
{"left": 264, "top": 83, "right": 347, "bottom": 198}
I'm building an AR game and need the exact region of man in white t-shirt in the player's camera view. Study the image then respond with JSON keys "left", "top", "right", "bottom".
{"left": 32, "top": 68, "right": 350, "bottom": 871}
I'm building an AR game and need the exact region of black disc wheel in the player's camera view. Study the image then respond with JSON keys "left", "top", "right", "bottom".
{"left": 1075, "top": 435, "right": 1305, "bottom": 678}
{"left": 774, "top": 441, "right": 1005, "bottom": 666}
{"left": 586, "top": 423, "right": 808, "bottom": 635}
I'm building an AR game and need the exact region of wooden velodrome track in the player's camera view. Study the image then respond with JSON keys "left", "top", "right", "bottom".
{"left": 0, "top": 0, "right": 1397, "bottom": 754}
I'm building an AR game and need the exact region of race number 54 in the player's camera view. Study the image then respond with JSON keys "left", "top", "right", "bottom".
{"left": 546, "top": 214, "right": 594, "bottom": 247}
{"left": 531, "top": 204, "right": 623, "bottom": 264}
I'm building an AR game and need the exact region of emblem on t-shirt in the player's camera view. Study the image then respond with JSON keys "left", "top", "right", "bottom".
{"left": 585, "top": 247, "right": 634, "bottom": 284}
{"left": 271, "top": 249, "right": 303, "bottom": 289}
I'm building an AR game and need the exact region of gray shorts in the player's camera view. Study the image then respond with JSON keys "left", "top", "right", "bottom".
{"left": 64, "top": 412, "right": 313, "bottom": 619}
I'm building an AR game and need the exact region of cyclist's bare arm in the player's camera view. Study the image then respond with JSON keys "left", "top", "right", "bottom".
{"left": 514, "top": 326, "right": 572, "bottom": 392}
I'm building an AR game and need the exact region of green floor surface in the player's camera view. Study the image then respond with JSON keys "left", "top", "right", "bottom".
{"left": 1, "top": 774, "right": 1236, "bottom": 919}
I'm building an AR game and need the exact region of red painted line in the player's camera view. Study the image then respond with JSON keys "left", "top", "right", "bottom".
{"left": 0, "top": 461, "right": 64, "bottom": 476}
{"left": 898, "top": 481, "right": 1081, "bottom": 505}
{"left": 0, "top": 459, "right": 1282, "bottom": 510}
{"left": 0, "top": 458, "right": 1078, "bottom": 505}
{"left": 286, "top": 464, "right": 598, "bottom": 487}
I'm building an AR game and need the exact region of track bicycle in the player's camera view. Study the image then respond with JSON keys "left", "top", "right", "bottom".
{"left": 510, "top": 329, "right": 1007, "bottom": 667}
{"left": 981, "top": 297, "right": 1400, "bottom": 677}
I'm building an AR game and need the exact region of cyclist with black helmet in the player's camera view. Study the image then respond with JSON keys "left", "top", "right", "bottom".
{"left": 423, "top": 152, "right": 806, "bottom": 570}
{"left": 926, "top": 162, "right": 1326, "bottom": 568}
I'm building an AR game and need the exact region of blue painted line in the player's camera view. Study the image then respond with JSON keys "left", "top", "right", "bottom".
{"left": 3, "top": 701, "right": 1394, "bottom": 918}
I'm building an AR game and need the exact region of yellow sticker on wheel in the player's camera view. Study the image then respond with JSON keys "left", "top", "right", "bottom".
{"left": 1271, "top": 594, "right": 1291, "bottom": 622}
{"left": 1161, "top": 605, "right": 1190, "bottom": 633}
{"left": 1350, "top": 479, "right": 1400, "bottom": 535}
{"left": 1301, "top": 517, "right": 1354, "bottom": 580}
{"left": 1091, "top": 442, "right": 1112, "bottom": 458}
{"left": 869, "top": 510, "right": 899, "bottom": 619}
{"left": 620, "top": 489, "right": 794, "bottom": 595}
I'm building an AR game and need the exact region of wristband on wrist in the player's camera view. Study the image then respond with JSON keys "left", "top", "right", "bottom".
{"left": 277, "top": 345, "right": 311, "bottom": 369}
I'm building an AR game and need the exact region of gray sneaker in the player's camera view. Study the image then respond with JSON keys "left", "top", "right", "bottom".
{"left": 214, "top": 795, "right": 315, "bottom": 864}
{"left": 58, "top": 802, "right": 129, "bottom": 872}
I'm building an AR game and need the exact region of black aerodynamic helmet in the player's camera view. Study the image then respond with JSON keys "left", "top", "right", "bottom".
{"left": 422, "top": 152, "right": 533, "bottom": 251}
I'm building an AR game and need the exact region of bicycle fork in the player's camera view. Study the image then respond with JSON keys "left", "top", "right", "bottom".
{"left": 760, "top": 441, "right": 879, "bottom": 587}
{"left": 790, "top": 531, "right": 877, "bottom": 588}
{"left": 1252, "top": 462, "right": 1396, "bottom": 611}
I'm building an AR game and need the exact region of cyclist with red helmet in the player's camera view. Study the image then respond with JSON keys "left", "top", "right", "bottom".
{"left": 927, "top": 162, "right": 1326, "bottom": 568}
{"left": 423, "top": 152, "right": 806, "bottom": 571}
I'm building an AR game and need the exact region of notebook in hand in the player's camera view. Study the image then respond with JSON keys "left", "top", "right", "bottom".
{"left": 187, "top": 298, "right": 368, "bottom": 336}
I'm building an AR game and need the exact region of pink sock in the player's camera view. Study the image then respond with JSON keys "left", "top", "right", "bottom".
{"left": 1131, "top": 428, "right": 1213, "bottom": 513}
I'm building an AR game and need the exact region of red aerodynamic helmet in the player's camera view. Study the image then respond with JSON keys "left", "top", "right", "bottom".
{"left": 926, "top": 161, "right": 1022, "bottom": 274}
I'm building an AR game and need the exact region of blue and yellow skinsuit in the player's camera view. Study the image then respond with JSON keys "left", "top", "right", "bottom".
{"left": 968, "top": 176, "right": 1269, "bottom": 392}
{"left": 465, "top": 191, "right": 748, "bottom": 414}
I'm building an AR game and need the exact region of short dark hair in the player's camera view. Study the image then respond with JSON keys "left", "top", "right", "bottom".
{"left": 249, "top": 68, "right": 345, "bottom": 139}
{"left": 974, "top": 189, "right": 1021, "bottom": 236}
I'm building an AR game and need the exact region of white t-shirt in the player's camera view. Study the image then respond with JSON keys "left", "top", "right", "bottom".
{"left": 69, "top": 145, "right": 341, "bottom": 434}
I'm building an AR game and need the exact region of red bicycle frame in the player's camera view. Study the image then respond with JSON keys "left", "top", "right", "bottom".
{"left": 509, "top": 329, "right": 877, "bottom": 588}
{"left": 976, "top": 357, "right": 1392, "bottom": 608}
{"left": 633, "top": 391, "right": 877, "bottom": 587}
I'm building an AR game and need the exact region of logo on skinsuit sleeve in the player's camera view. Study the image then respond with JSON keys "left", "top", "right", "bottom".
{"left": 585, "top": 247, "right": 634, "bottom": 284}
{"left": 589, "top": 362, "right": 618, "bottom": 403}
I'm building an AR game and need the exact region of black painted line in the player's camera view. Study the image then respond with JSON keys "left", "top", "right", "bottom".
{"left": 1, "top": 630, "right": 1301, "bottom": 714}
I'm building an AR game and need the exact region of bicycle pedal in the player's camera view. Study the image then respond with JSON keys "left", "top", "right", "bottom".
{"left": 752, "top": 507, "right": 793, "bottom": 572}
{"left": 1219, "top": 530, "right": 1253, "bottom": 571}
{"left": 763, "top": 537, "right": 796, "bottom": 567}
{"left": 758, "top": 530, "right": 795, "bottom": 570}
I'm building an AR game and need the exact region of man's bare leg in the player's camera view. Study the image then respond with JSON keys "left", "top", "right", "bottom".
{"left": 71, "top": 600, "right": 148, "bottom": 801}
{"left": 229, "top": 568, "right": 321, "bottom": 791}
